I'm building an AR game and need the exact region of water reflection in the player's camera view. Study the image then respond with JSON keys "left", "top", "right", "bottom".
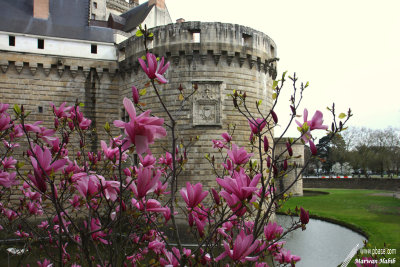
{"left": 276, "top": 215, "right": 366, "bottom": 267}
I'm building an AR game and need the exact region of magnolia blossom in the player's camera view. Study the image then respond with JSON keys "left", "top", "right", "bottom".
{"left": 138, "top": 53, "right": 170, "bottom": 84}
{"left": 180, "top": 182, "right": 208, "bottom": 209}
{"left": 130, "top": 166, "right": 161, "bottom": 199}
{"left": 113, "top": 98, "right": 166, "bottom": 154}
{"left": 28, "top": 145, "right": 67, "bottom": 193}
{"left": 296, "top": 108, "right": 328, "bottom": 142}
{"left": 274, "top": 249, "right": 301, "bottom": 265}
{"left": 227, "top": 144, "right": 253, "bottom": 165}
{"left": 264, "top": 222, "right": 283, "bottom": 241}
{"left": 216, "top": 230, "right": 260, "bottom": 263}
{"left": 249, "top": 118, "right": 267, "bottom": 134}
{"left": 217, "top": 168, "right": 260, "bottom": 201}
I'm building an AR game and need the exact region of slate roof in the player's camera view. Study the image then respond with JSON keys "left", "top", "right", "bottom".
{"left": 0, "top": 0, "right": 114, "bottom": 43}
{"left": 120, "top": 1, "right": 155, "bottom": 32}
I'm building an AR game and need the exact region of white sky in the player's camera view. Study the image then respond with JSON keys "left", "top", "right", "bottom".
{"left": 163, "top": 0, "right": 400, "bottom": 136}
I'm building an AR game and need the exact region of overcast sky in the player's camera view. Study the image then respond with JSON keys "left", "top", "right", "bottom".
{"left": 164, "top": 0, "right": 400, "bottom": 136}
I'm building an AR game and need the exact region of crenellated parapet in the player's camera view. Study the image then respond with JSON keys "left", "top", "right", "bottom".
{"left": 118, "top": 22, "right": 277, "bottom": 76}
{"left": 0, "top": 52, "right": 119, "bottom": 80}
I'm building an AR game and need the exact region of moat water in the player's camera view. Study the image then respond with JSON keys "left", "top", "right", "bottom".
{"left": 276, "top": 215, "right": 366, "bottom": 267}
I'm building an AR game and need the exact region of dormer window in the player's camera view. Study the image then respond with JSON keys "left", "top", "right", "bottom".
{"left": 38, "top": 39, "right": 44, "bottom": 49}
{"left": 91, "top": 44, "right": 97, "bottom": 54}
{"left": 9, "top": 36, "right": 15, "bottom": 46}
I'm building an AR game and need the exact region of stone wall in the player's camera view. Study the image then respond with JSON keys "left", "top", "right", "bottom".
{"left": 303, "top": 178, "right": 400, "bottom": 191}
{"left": 274, "top": 138, "right": 304, "bottom": 196}
{"left": 0, "top": 51, "right": 120, "bottom": 149}
{"left": 118, "top": 22, "right": 277, "bottom": 189}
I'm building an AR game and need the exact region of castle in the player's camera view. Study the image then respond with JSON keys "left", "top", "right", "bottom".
{"left": 0, "top": 0, "right": 303, "bottom": 195}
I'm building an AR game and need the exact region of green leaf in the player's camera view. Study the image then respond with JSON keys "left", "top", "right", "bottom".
{"left": 13, "top": 104, "right": 21, "bottom": 115}
{"left": 139, "top": 88, "right": 147, "bottom": 96}
{"left": 282, "top": 71, "right": 288, "bottom": 79}
{"left": 148, "top": 32, "right": 154, "bottom": 37}
{"left": 272, "top": 93, "right": 277, "bottom": 100}
{"left": 252, "top": 202, "right": 260, "bottom": 210}
{"left": 338, "top": 113, "right": 346, "bottom": 119}
{"left": 305, "top": 81, "right": 310, "bottom": 88}
{"left": 16, "top": 161, "right": 24, "bottom": 170}
{"left": 104, "top": 122, "right": 110, "bottom": 132}
{"left": 178, "top": 93, "right": 184, "bottom": 101}
{"left": 256, "top": 100, "right": 262, "bottom": 107}
{"left": 272, "top": 80, "right": 279, "bottom": 89}
{"left": 135, "top": 30, "right": 143, "bottom": 37}
{"left": 79, "top": 103, "right": 85, "bottom": 107}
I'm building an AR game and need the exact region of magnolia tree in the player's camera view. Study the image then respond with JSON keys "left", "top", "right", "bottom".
{"left": 0, "top": 27, "right": 351, "bottom": 267}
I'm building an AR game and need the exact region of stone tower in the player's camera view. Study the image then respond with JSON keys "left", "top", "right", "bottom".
{"left": 274, "top": 138, "right": 304, "bottom": 196}
{"left": 118, "top": 22, "right": 277, "bottom": 188}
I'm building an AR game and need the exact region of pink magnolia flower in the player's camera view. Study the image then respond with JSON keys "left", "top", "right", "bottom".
{"left": 227, "top": 144, "right": 253, "bottom": 165}
{"left": 0, "top": 113, "right": 11, "bottom": 131}
{"left": 138, "top": 53, "right": 170, "bottom": 84}
{"left": 139, "top": 153, "right": 156, "bottom": 167}
{"left": 274, "top": 249, "right": 301, "bottom": 265}
{"left": 221, "top": 132, "right": 232, "bottom": 142}
{"left": 100, "top": 140, "right": 119, "bottom": 161}
{"left": 212, "top": 139, "right": 227, "bottom": 149}
{"left": 216, "top": 230, "right": 260, "bottom": 263}
{"left": 160, "top": 247, "right": 180, "bottom": 267}
{"left": 69, "top": 106, "right": 91, "bottom": 130}
{"left": 249, "top": 118, "right": 267, "bottom": 134}
{"left": 0, "top": 171, "right": 18, "bottom": 188}
{"left": 264, "top": 222, "right": 283, "bottom": 241}
{"left": 216, "top": 168, "right": 261, "bottom": 201}
{"left": 0, "top": 103, "right": 9, "bottom": 113}
{"left": 180, "top": 182, "right": 208, "bottom": 209}
{"left": 113, "top": 98, "right": 167, "bottom": 154}
{"left": 296, "top": 109, "right": 328, "bottom": 142}
{"left": 28, "top": 145, "right": 67, "bottom": 193}
{"left": 72, "top": 173, "right": 100, "bottom": 199}
{"left": 131, "top": 198, "right": 169, "bottom": 214}
{"left": 50, "top": 102, "right": 72, "bottom": 118}
{"left": 89, "top": 218, "right": 109, "bottom": 244}
{"left": 158, "top": 152, "right": 172, "bottom": 168}
{"left": 131, "top": 166, "right": 161, "bottom": 199}
{"left": 37, "top": 259, "right": 53, "bottom": 267}
{"left": 309, "top": 139, "right": 317, "bottom": 155}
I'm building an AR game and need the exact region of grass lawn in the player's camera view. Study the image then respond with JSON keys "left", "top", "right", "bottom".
{"left": 280, "top": 189, "right": 400, "bottom": 266}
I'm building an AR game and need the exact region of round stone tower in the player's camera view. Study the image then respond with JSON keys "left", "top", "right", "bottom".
{"left": 118, "top": 21, "right": 277, "bottom": 189}
{"left": 274, "top": 138, "right": 304, "bottom": 196}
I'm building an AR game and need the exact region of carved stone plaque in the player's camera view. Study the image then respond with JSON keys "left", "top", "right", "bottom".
{"left": 192, "top": 81, "right": 222, "bottom": 126}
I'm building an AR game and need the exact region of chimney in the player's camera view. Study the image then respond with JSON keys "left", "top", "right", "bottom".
{"left": 148, "top": 0, "right": 165, "bottom": 9}
{"left": 33, "top": 0, "right": 49, "bottom": 19}
{"left": 176, "top": 18, "right": 185, "bottom": 23}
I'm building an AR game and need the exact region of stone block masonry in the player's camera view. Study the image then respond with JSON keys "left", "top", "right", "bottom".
{"left": 118, "top": 22, "right": 278, "bottom": 191}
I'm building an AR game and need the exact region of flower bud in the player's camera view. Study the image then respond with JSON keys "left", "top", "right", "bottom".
{"left": 283, "top": 159, "right": 288, "bottom": 171}
{"left": 211, "top": 188, "right": 220, "bottom": 205}
{"left": 309, "top": 140, "right": 317, "bottom": 155}
{"left": 266, "top": 156, "right": 271, "bottom": 168}
{"left": 270, "top": 110, "right": 278, "bottom": 124}
{"left": 300, "top": 207, "right": 309, "bottom": 225}
{"left": 286, "top": 142, "right": 293, "bottom": 156}
{"left": 132, "top": 85, "right": 139, "bottom": 104}
{"left": 264, "top": 136, "right": 269, "bottom": 153}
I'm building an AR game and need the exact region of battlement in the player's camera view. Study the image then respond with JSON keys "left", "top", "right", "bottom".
{"left": 119, "top": 22, "right": 277, "bottom": 72}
